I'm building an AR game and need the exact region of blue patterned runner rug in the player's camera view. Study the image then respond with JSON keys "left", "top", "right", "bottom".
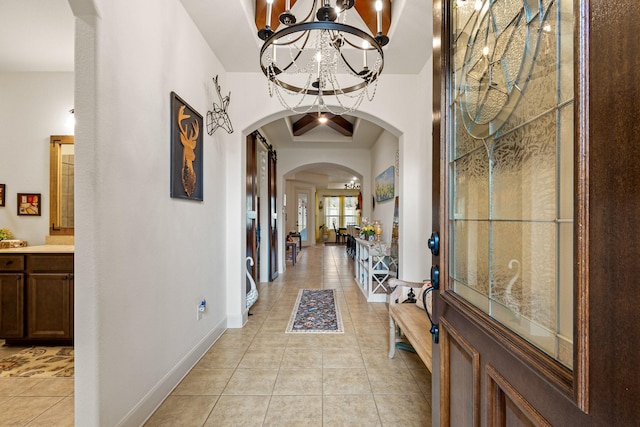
{"left": 286, "top": 289, "right": 344, "bottom": 333}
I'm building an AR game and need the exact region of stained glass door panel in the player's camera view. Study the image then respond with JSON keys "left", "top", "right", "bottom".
{"left": 449, "top": 0, "right": 574, "bottom": 367}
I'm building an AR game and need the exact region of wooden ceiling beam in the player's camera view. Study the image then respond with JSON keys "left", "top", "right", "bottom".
{"left": 255, "top": 0, "right": 391, "bottom": 36}
{"left": 326, "top": 114, "right": 353, "bottom": 136}
{"left": 292, "top": 113, "right": 321, "bottom": 136}
{"left": 292, "top": 113, "right": 354, "bottom": 137}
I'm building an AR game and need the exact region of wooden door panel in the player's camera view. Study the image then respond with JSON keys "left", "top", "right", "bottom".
{"left": 0, "top": 273, "right": 24, "bottom": 338}
{"left": 27, "top": 273, "right": 72, "bottom": 338}
{"left": 246, "top": 134, "right": 258, "bottom": 289}
{"left": 440, "top": 317, "right": 480, "bottom": 427}
{"left": 486, "top": 365, "right": 550, "bottom": 427}
{"left": 268, "top": 148, "right": 278, "bottom": 280}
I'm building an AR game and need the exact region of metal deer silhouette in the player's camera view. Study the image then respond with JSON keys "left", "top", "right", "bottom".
{"left": 206, "top": 75, "right": 233, "bottom": 135}
{"left": 178, "top": 105, "right": 199, "bottom": 196}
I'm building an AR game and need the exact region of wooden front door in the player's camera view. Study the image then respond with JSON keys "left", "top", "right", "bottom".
{"left": 432, "top": 0, "right": 640, "bottom": 425}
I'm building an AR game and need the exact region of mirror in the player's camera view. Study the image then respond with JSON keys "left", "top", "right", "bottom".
{"left": 49, "top": 135, "right": 74, "bottom": 235}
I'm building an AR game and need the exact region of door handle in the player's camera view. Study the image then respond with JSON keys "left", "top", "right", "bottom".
{"left": 428, "top": 232, "right": 439, "bottom": 256}
{"left": 430, "top": 265, "right": 440, "bottom": 290}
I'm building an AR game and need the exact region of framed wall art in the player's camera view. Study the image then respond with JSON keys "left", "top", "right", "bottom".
{"left": 17, "top": 193, "right": 41, "bottom": 216}
{"left": 0, "top": 184, "right": 5, "bottom": 206}
{"left": 170, "top": 92, "right": 203, "bottom": 201}
{"left": 375, "top": 165, "right": 395, "bottom": 203}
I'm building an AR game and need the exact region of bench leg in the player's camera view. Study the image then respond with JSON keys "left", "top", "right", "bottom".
{"left": 389, "top": 315, "right": 396, "bottom": 359}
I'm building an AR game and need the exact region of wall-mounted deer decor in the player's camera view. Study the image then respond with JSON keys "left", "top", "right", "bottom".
{"left": 178, "top": 105, "right": 199, "bottom": 196}
{"left": 206, "top": 75, "right": 233, "bottom": 135}
{"left": 170, "top": 92, "right": 203, "bottom": 201}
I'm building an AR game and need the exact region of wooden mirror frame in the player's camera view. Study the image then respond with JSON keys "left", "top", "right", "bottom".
{"left": 49, "top": 135, "right": 74, "bottom": 236}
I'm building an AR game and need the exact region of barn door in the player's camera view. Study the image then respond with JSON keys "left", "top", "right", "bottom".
{"left": 268, "top": 147, "right": 278, "bottom": 281}
{"left": 246, "top": 134, "right": 258, "bottom": 290}
{"left": 432, "top": 0, "right": 640, "bottom": 425}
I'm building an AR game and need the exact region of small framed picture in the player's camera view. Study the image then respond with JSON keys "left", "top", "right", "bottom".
{"left": 17, "top": 193, "right": 41, "bottom": 216}
{"left": 0, "top": 184, "right": 5, "bottom": 206}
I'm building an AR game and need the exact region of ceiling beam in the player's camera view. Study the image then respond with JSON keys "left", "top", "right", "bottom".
{"left": 292, "top": 113, "right": 353, "bottom": 137}
{"left": 325, "top": 114, "right": 353, "bottom": 136}
{"left": 292, "top": 114, "right": 321, "bottom": 136}
{"left": 255, "top": 1, "right": 391, "bottom": 35}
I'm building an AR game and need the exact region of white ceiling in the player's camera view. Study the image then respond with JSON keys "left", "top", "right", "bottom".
{"left": 0, "top": 0, "right": 75, "bottom": 72}
{"left": 1, "top": 0, "right": 430, "bottom": 186}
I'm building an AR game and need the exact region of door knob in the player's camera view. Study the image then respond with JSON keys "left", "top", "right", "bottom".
{"left": 428, "top": 232, "right": 440, "bottom": 256}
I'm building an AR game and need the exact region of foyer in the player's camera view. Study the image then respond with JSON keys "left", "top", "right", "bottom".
{"left": 144, "top": 245, "right": 432, "bottom": 426}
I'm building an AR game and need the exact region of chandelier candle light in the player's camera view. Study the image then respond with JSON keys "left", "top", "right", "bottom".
{"left": 257, "top": 0, "right": 389, "bottom": 115}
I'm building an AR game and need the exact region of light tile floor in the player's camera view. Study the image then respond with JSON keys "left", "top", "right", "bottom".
{"left": 0, "top": 244, "right": 432, "bottom": 426}
{"left": 145, "top": 244, "right": 432, "bottom": 426}
{"left": 0, "top": 356, "right": 74, "bottom": 427}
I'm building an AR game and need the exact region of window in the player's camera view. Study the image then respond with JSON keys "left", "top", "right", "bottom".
{"left": 324, "top": 196, "right": 340, "bottom": 230}
{"left": 344, "top": 196, "right": 358, "bottom": 226}
{"left": 323, "top": 195, "right": 359, "bottom": 229}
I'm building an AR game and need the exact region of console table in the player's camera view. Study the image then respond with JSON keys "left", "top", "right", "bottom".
{"left": 286, "top": 241, "right": 298, "bottom": 266}
{"left": 354, "top": 238, "right": 397, "bottom": 302}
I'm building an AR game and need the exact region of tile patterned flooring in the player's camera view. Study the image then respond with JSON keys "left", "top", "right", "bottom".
{"left": 0, "top": 343, "right": 74, "bottom": 426}
{"left": 0, "top": 244, "right": 432, "bottom": 426}
{"left": 145, "top": 245, "right": 432, "bottom": 426}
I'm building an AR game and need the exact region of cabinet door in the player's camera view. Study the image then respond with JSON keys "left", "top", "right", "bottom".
{"left": 0, "top": 273, "right": 24, "bottom": 338}
{"left": 27, "top": 273, "right": 72, "bottom": 339}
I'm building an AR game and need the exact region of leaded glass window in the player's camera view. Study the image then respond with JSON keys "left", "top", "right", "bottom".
{"left": 449, "top": 0, "right": 574, "bottom": 367}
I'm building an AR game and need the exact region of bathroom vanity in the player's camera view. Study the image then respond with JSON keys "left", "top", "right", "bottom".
{"left": 0, "top": 245, "right": 74, "bottom": 345}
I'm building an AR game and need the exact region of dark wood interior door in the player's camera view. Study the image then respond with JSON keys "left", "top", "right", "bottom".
{"left": 268, "top": 148, "right": 278, "bottom": 281}
{"left": 432, "top": 0, "right": 640, "bottom": 425}
{"left": 246, "top": 134, "right": 258, "bottom": 290}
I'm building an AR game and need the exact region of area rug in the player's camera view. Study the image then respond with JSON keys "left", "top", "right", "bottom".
{"left": 0, "top": 347, "right": 74, "bottom": 378}
{"left": 286, "top": 289, "right": 344, "bottom": 333}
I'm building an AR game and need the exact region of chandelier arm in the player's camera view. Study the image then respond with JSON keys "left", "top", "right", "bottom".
{"left": 300, "top": 0, "right": 319, "bottom": 24}
{"left": 280, "top": 31, "right": 311, "bottom": 74}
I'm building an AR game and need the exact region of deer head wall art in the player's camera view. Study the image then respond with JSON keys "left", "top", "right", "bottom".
{"left": 170, "top": 92, "right": 203, "bottom": 201}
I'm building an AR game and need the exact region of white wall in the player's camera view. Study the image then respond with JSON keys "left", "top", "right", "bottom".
{"left": 68, "top": 0, "right": 433, "bottom": 423}
{"left": 226, "top": 72, "right": 432, "bottom": 287}
{"left": 370, "top": 130, "right": 399, "bottom": 244}
{"left": 71, "top": 0, "right": 231, "bottom": 425}
{"left": 0, "top": 72, "right": 74, "bottom": 245}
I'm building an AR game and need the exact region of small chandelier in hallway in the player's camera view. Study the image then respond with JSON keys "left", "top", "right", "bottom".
{"left": 257, "top": 0, "right": 389, "bottom": 115}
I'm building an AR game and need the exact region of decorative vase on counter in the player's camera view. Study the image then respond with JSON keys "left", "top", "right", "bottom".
{"left": 373, "top": 221, "right": 382, "bottom": 242}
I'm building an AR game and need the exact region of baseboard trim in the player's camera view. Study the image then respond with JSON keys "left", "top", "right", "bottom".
{"left": 116, "top": 318, "right": 227, "bottom": 427}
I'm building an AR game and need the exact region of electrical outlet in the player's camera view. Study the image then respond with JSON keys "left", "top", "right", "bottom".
{"left": 197, "top": 299, "right": 206, "bottom": 321}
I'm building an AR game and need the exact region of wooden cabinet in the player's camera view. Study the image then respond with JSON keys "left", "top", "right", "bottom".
{"left": 27, "top": 273, "right": 73, "bottom": 339}
{"left": 0, "top": 252, "right": 73, "bottom": 344}
{"left": 0, "top": 273, "right": 24, "bottom": 337}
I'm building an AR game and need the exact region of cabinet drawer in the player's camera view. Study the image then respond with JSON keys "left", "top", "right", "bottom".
{"left": 0, "top": 255, "right": 25, "bottom": 271}
{"left": 27, "top": 254, "right": 74, "bottom": 272}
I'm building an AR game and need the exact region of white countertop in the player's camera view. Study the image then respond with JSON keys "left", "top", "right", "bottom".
{"left": 0, "top": 245, "right": 74, "bottom": 254}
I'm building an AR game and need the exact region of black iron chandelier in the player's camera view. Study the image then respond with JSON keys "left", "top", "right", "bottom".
{"left": 257, "top": 0, "right": 389, "bottom": 115}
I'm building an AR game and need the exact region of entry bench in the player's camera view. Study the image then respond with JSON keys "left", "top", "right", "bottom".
{"left": 388, "top": 279, "right": 433, "bottom": 372}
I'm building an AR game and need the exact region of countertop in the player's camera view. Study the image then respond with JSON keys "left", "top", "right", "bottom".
{"left": 0, "top": 245, "right": 74, "bottom": 254}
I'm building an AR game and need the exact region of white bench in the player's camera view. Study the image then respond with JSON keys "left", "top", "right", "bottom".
{"left": 388, "top": 279, "right": 433, "bottom": 372}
